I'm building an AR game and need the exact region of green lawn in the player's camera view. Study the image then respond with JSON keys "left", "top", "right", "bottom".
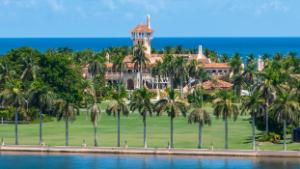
{"left": 0, "top": 101, "right": 300, "bottom": 151}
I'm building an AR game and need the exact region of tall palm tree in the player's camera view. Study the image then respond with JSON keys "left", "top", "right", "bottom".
{"left": 0, "top": 80, "right": 26, "bottom": 145}
{"left": 129, "top": 88, "right": 153, "bottom": 148}
{"left": 229, "top": 53, "right": 242, "bottom": 75}
{"left": 187, "top": 88, "right": 211, "bottom": 149}
{"left": 254, "top": 63, "right": 281, "bottom": 134}
{"left": 20, "top": 52, "right": 38, "bottom": 81}
{"left": 28, "top": 82, "right": 55, "bottom": 145}
{"left": 111, "top": 53, "right": 127, "bottom": 90}
{"left": 241, "top": 91, "right": 265, "bottom": 150}
{"left": 132, "top": 42, "right": 149, "bottom": 88}
{"left": 84, "top": 79, "right": 101, "bottom": 147}
{"left": 270, "top": 89, "right": 300, "bottom": 151}
{"left": 106, "top": 88, "right": 129, "bottom": 147}
{"left": 155, "top": 89, "right": 187, "bottom": 148}
{"left": 0, "top": 58, "right": 16, "bottom": 89}
{"left": 213, "top": 90, "right": 239, "bottom": 149}
{"left": 161, "top": 54, "right": 177, "bottom": 89}
{"left": 88, "top": 53, "right": 106, "bottom": 78}
{"left": 91, "top": 101, "right": 100, "bottom": 147}
{"left": 174, "top": 56, "right": 188, "bottom": 98}
{"left": 55, "top": 99, "right": 79, "bottom": 146}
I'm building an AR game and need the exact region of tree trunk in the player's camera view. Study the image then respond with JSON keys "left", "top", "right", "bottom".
{"left": 180, "top": 77, "right": 183, "bottom": 98}
{"left": 15, "top": 109, "right": 19, "bottom": 145}
{"left": 252, "top": 114, "right": 256, "bottom": 150}
{"left": 283, "top": 119, "right": 287, "bottom": 151}
{"left": 39, "top": 111, "right": 43, "bottom": 145}
{"left": 224, "top": 116, "right": 228, "bottom": 149}
{"left": 94, "top": 125, "right": 98, "bottom": 147}
{"left": 170, "top": 116, "right": 174, "bottom": 148}
{"left": 265, "top": 102, "right": 269, "bottom": 134}
{"left": 140, "top": 64, "right": 143, "bottom": 89}
{"left": 143, "top": 112, "right": 147, "bottom": 148}
{"left": 198, "top": 123, "right": 202, "bottom": 149}
{"left": 65, "top": 117, "right": 69, "bottom": 146}
{"left": 117, "top": 110, "right": 121, "bottom": 147}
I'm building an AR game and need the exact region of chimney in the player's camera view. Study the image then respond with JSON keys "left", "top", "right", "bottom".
{"left": 147, "top": 15, "right": 151, "bottom": 28}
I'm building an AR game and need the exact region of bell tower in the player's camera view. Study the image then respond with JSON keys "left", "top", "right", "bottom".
{"left": 131, "top": 15, "right": 154, "bottom": 55}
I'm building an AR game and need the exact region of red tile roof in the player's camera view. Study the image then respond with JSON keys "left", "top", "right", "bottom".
{"left": 131, "top": 24, "right": 153, "bottom": 33}
{"left": 201, "top": 80, "right": 233, "bottom": 90}
{"left": 203, "top": 63, "right": 230, "bottom": 69}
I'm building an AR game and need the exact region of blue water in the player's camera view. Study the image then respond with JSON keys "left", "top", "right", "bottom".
{"left": 0, "top": 38, "right": 300, "bottom": 57}
{"left": 0, "top": 153, "right": 300, "bottom": 169}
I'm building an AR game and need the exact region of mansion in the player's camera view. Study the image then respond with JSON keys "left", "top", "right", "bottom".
{"left": 104, "top": 16, "right": 231, "bottom": 90}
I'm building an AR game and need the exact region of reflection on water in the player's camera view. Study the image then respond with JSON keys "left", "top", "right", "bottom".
{"left": 0, "top": 152, "right": 300, "bottom": 169}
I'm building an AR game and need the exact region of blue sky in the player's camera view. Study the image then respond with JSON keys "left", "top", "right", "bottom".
{"left": 0, "top": 0, "right": 299, "bottom": 37}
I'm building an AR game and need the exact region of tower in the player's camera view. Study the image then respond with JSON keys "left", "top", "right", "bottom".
{"left": 257, "top": 56, "right": 264, "bottom": 72}
{"left": 131, "top": 15, "right": 154, "bottom": 55}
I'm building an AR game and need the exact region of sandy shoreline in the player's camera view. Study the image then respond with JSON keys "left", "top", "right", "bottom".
{"left": 1, "top": 145, "right": 300, "bottom": 158}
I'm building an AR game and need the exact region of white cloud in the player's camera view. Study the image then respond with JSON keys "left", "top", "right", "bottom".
{"left": 47, "top": 0, "right": 64, "bottom": 12}
{"left": 256, "top": 0, "right": 289, "bottom": 15}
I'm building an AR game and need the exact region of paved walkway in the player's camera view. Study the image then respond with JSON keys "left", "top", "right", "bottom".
{"left": 1, "top": 145, "right": 300, "bottom": 158}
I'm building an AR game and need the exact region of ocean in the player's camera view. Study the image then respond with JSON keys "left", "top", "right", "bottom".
{"left": 0, "top": 38, "right": 300, "bottom": 58}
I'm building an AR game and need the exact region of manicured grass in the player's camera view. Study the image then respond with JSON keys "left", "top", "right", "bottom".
{"left": 0, "top": 101, "right": 300, "bottom": 150}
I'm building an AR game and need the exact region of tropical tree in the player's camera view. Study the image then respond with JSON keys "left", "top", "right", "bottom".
{"left": 213, "top": 90, "right": 239, "bottom": 149}
{"left": 161, "top": 54, "right": 177, "bottom": 89}
{"left": 88, "top": 53, "right": 106, "bottom": 78}
{"left": 28, "top": 81, "right": 55, "bottom": 145}
{"left": 0, "top": 80, "right": 26, "bottom": 145}
{"left": 106, "top": 86, "right": 129, "bottom": 147}
{"left": 111, "top": 53, "right": 127, "bottom": 90}
{"left": 187, "top": 88, "right": 211, "bottom": 149}
{"left": 241, "top": 91, "right": 265, "bottom": 150}
{"left": 270, "top": 89, "right": 300, "bottom": 151}
{"left": 55, "top": 99, "right": 79, "bottom": 146}
{"left": 242, "top": 54, "right": 256, "bottom": 88}
{"left": 132, "top": 42, "right": 148, "bottom": 88}
{"left": 84, "top": 80, "right": 101, "bottom": 147}
{"left": 254, "top": 62, "right": 281, "bottom": 134}
{"left": 91, "top": 101, "right": 100, "bottom": 146}
{"left": 129, "top": 88, "right": 153, "bottom": 148}
{"left": 20, "top": 52, "right": 39, "bottom": 81}
{"left": 174, "top": 56, "right": 188, "bottom": 98}
{"left": 155, "top": 89, "right": 187, "bottom": 148}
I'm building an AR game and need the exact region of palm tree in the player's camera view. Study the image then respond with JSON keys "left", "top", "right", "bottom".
{"left": 129, "top": 88, "right": 153, "bottom": 148}
{"left": 229, "top": 53, "right": 242, "bottom": 75}
{"left": 254, "top": 63, "right": 281, "bottom": 134}
{"left": 111, "top": 53, "right": 127, "bottom": 90}
{"left": 270, "top": 89, "right": 300, "bottom": 151}
{"left": 132, "top": 42, "right": 149, "bottom": 88}
{"left": 55, "top": 99, "right": 79, "bottom": 146}
{"left": 0, "top": 58, "right": 16, "bottom": 89}
{"left": 213, "top": 90, "right": 239, "bottom": 149}
{"left": 161, "top": 54, "right": 177, "bottom": 89}
{"left": 20, "top": 52, "right": 38, "bottom": 81}
{"left": 88, "top": 53, "right": 106, "bottom": 78}
{"left": 187, "top": 88, "right": 211, "bottom": 149}
{"left": 174, "top": 56, "right": 188, "bottom": 98}
{"left": 91, "top": 101, "right": 100, "bottom": 147}
{"left": 241, "top": 91, "right": 265, "bottom": 150}
{"left": 28, "top": 81, "right": 55, "bottom": 145}
{"left": 0, "top": 80, "right": 26, "bottom": 145}
{"left": 106, "top": 87, "right": 129, "bottom": 147}
{"left": 85, "top": 80, "right": 101, "bottom": 147}
{"left": 242, "top": 54, "right": 256, "bottom": 88}
{"left": 155, "top": 89, "right": 187, "bottom": 148}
